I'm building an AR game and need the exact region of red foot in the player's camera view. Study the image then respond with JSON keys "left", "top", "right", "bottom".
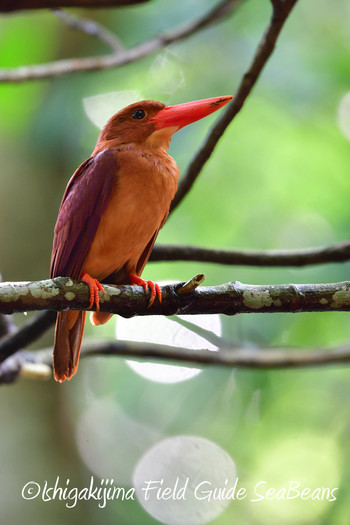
{"left": 128, "top": 273, "right": 162, "bottom": 308}
{"left": 81, "top": 272, "right": 105, "bottom": 312}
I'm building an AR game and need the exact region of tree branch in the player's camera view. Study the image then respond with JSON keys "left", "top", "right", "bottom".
{"left": 0, "top": 0, "right": 241, "bottom": 82}
{"left": 150, "top": 240, "right": 350, "bottom": 267}
{"left": 53, "top": 8, "right": 124, "bottom": 53}
{"left": 1, "top": 277, "right": 350, "bottom": 320}
{"left": 3, "top": 336, "right": 350, "bottom": 385}
{"left": 0, "top": 0, "right": 150, "bottom": 12}
{"left": 170, "top": 0, "right": 299, "bottom": 212}
{"left": 66, "top": 339, "right": 350, "bottom": 369}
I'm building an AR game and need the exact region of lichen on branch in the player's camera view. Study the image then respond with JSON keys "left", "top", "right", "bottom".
{"left": 1, "top": 278, "right": 350, "bottom": 317}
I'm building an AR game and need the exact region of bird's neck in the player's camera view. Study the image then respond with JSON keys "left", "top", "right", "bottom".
{"left": 92, "top": 138, "right": 172, "bottom": 157}
{"left": 92, "top": 126, "right": 177, "bottom": 156}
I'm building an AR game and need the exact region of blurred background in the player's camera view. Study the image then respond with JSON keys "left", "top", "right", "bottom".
{"left": 1, "top": 0, "right": 350, "bottom": 523}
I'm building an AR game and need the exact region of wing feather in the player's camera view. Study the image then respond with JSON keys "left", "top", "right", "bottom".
{"left": 50, "top": 148, "right": 117, "bottom": 279}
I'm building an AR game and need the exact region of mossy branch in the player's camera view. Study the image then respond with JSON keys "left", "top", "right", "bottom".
{"left": 1, "top": 277, "right": 350, "bottom": 317}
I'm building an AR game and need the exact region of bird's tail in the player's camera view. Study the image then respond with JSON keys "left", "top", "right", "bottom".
{"left": 53, "top": 311, "right": 86, "bottom": 382}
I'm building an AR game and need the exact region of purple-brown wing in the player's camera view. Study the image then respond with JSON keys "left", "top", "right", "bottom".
{"left": 50, "top": 148, "right": 117, "bottom": 280}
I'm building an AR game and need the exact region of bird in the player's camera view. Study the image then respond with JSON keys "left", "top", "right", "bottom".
{"left": 50, "top": 95, "right": 233, "bottom": 382}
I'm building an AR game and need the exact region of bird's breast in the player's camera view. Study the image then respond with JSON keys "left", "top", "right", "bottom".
{"left": 83, "top": 147, "right": 179, "bottom": 280}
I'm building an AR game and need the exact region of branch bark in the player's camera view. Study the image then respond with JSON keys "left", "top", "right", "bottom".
{"left": 1, "top": 278, "right": 350, "bottom": 319}
{"left": 170, "top": 0, "right": 299, "bottom": 212}
{"left": 150, "top": 240, "right": 350, "bottom": 267}
{"left": 0, "top": 275, "right": 17, "bottom": 339}
{"left": 0, "top": 0, "right": 241, "bottom": 82}
{"left": 0, "top": 0, "right": 150, "bottom": 11}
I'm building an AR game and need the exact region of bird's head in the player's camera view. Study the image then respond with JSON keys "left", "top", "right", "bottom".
{"left": 94, "top": 96, "right": 233, "bottom": 153}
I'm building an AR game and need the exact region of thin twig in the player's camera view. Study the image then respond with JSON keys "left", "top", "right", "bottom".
{"left": 177, "top": 273, "right": 206, "bottom": 294}
{"left": 53, "top": 9, "right": 124, "bottom": 53}
{"left": 170, "top": 0, "right": 299, "bottom": 212}
{"left": 150, "top": 240, "right": 350, "bottom": 267}
{"left": 0, "top": 0, "right": 242, "bottom": 82}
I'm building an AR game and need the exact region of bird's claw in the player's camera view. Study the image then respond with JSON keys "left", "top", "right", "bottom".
{"left": 147, "top": 281, "right": 162, "bottom": 308}
{"left": 129, "top": 274, "right": 162, "bottom": 307}
{"left": 81, "top": 272, "right": 105, "bottom": 312}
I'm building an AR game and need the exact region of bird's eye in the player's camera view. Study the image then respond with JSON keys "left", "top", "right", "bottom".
{"left": 132, "top": 109, "right": 146, "bottom": 120}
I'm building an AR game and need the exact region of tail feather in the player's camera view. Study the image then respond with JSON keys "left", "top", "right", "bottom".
{"left": 53, "top": 311, "right": 86, "bottom": 382}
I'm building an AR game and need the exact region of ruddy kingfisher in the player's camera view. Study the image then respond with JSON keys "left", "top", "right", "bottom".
{"left": 50, "top": 95, "right": 232, "bottom": 382}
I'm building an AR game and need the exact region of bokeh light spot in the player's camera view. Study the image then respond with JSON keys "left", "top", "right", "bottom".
{"left": 133, "top": 435, "right": 236, "bottom": 525}
{"left": 83, "top": 90, "right": 143, "bottom": 129}
{"left": 116, "top": 313, "right": 221, "bottom": 384}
